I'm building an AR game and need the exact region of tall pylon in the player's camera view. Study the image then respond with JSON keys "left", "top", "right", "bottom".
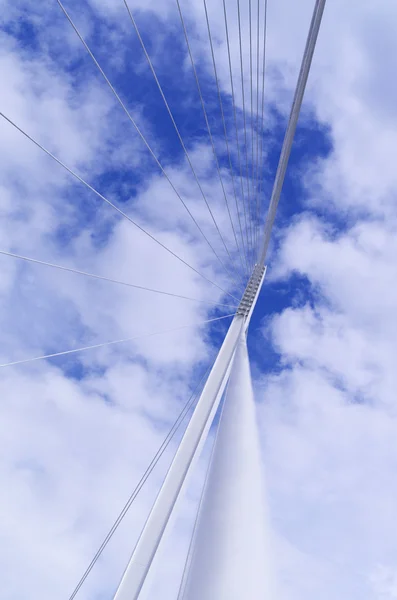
{"left": 179, "top": 327, "right": 273, "bottom": 600}
{"left": 113, "top": 0, "right": 326, "bottom": 596}
{"left": 113, "top": 266, "right": 266, "bottom": 600}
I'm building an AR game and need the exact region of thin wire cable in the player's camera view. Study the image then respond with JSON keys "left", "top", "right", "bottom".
{"left": 67, "top": 360, "right": 214, "bottom": 600}
{"left": 56, "top": 0, "right": 240, "bottom": 288}
{"left": 250, "top": 0, "right": 256, "bottom": 257}
{"left": 202, "top": 0, "right": 249, "bottom": 278}
{"left": 0, "top": 112, "right": 239, "bottom": 303}
{"left": 254, "top": 0, "right": 261, "bottom": 256}
{"left": 0, "top": 313, "right": 235, "bottom": 368}
{"left": 249, "top": 0, "right": 256, "bottom": 241}
{"left": 237, "top": 0, "right": 255, "bottom": 266}
{"left": 222, "top": 0, "right": 252, "bottom": 273}
{"left": 256, "top": 0, "right": 268, "bottom": 261}
{"left": 0, "top": 249, "right": 238, "bottom": 309}
{"left": 174, "top": 0, "right": 245, "bottom": 285}
{"left": 122, "top": 0, "right": 243, "bottom": 283}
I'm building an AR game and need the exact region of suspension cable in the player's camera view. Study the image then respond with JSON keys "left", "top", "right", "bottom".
{"left": 67, "top": 360, "right": 214, "bottom": 600}
{"left": 123, "top": 0, "right": 243, "bottom": 284}
{"left": 222, "top": 0, "right": 252, "bottom": 273}
{"left": 0, "top": 112, "right": 240, "bottom": 303}
{"left": 249, "top": 0, "right": 256, "bottom": 236}
{"left": 0, "top": 314, "right": 235, "bottom": 368}
{"left": 256, "top": 0, "right": 268, "bottom": 262}
{"left": 56, "top": 0, "right": 240, "bottom": 288}
{"left": 202, "top": 0, "right": 249, "bottom": 278}
{"left": 0, "top": 250, "right": 238, "bottom": 309}
{"left": 237, "top": 0, "right": 255, "bottom": 267}
{"left": 253, "top": 0, "right": 261, "bottom": 256}
{"left": 174, "top": 0, "right": 245, "bottom": 284}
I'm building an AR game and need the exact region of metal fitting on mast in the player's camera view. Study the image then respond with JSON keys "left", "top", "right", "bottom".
{"left": 236, "top": 264, "right": 266, "bottom": 318}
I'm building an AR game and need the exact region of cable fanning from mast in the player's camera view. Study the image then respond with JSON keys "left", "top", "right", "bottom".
{"left": 0, "top": 249, "right": 238, "bottom": 309}
{"left": 174, "top": 0, "right": 246, "bottom": 285}
{"left": 56, "top": 0, "right": 241, "bottom": 288}
{"left": 67, "top": 360, "right": 215, "bottom": 600}
{"left": 254, "top": 0, "right": 262, "bottom": 256}
{"left": 249, "top": 0, "right": 256, "bottom": 238}
{"left": 222, "top": 0, "right": 252, "bottom": 273}
{"left": 202, "top": 0, "right": 249, "bottom": 277}
{"left": 237, "top": 0, "right": 255, "bottom": 267}
{"left": 0, "top": 112, "right": 239, "bottom": 302}
{"left": 256, "top": 0, "right": 268, "bottom": 261}
{"left": 123, "top": 0, "right": 244, "bottom": 283}
{"left": 0, "top": 314, "right": 235, "bottom": 368}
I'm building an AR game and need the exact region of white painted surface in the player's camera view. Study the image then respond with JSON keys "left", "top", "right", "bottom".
{"left": 113, "top": 315, "right": 245, "bottom": 600}
{"left": 181, "top": 332, "right": 273, "bottom": 600}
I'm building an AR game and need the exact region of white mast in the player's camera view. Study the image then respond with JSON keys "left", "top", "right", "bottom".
{"left": 179, "top": 325, "right": 273, "bottom": 600}
{"left": 113, "top": 266, "right": 266, "bottom": 600}
{"left": 113, "top": 0, "right": 326, "bottom": 596}
{"left": 180, "top": 3, "right": 327, "bottom": 595}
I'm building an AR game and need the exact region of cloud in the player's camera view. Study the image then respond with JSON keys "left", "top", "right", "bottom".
{"left": 0, "top": 3, "right": 241, "bottom": 598}
{"left": 2, "top": 0, "right": 397, "bottom": 599}
{"left": 253, "top": 1, "right": 397, "bottom": 596}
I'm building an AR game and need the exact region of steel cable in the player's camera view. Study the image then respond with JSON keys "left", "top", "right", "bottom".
{"left": 0, "top": 249, "right": 238, "bottom": 309}
{"left": 0, "top": 112, "right": 240, "bottom": 303}
{"left": 237, "top": 0, "right": 255, "bottom": 266}
{"left": 175, "top": 0, "right": 246, "bottom": 287}
{"left": 256, "top": 0, "right": 268, "bottom": 261}
{"left": 67, "top": 361, "right": 215, "bottom": 600}
{"left": 222, "top": 0, "right": 252, "bottom": 274}
{"left": 123, "top": 0, "right": 243, "bottom": 285}
{"left": 0, "top": 314, "right": 235, "bottom": 369}
{"left": 202, "top": 0, "right": 250, "bottom": 277}
{"left": 56, "top": 0, "right": 240, "bottom": 288}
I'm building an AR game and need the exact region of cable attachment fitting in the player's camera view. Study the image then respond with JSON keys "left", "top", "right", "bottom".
{"left": 236, "top": 264, "right": 265, "bottom": 317}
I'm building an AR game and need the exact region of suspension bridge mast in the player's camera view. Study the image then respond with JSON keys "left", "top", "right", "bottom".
{"left": 113, "top": 0, "right": 326, "bottom": 597}
{"left": 113, "top": 266, "right": 266, "bottom": 600}
{"left": 178, "top": 266, "right": 271, "bottom": 600}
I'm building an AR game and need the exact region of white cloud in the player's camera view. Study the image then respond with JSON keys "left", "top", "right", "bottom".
{"left": 256, "top": 0, "right": 397, "bottom": 594}
{"left": 0, "top": 3, "right": 239, "bottom": 598}
{"left": 3, "top": 0, "right": 397, "bottom": 598}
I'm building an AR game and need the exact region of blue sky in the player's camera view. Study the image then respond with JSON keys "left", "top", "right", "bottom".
{"left": 2, "top": 1, "right": 397, "bottom": 599}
